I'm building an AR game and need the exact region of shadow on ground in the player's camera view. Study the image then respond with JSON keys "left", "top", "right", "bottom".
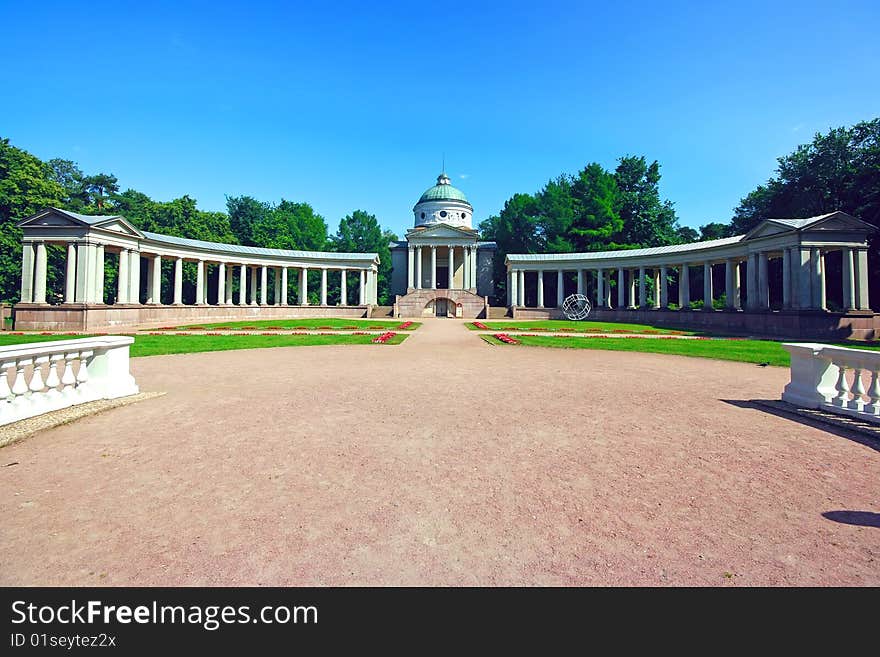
{"left": 822, "top": 511, "right": 880, "bottom": 528}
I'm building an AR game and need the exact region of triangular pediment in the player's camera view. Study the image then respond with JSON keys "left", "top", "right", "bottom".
{"left": 745, "top": 211, "right": 874, "bottom": 241}
{"left": 18, "top": 207, "right": 143, "bottom": 237}
{"left": 91, "top": 217, "right": 143, "bottom": 237}
{"left": 802, "top": 211, "right": 874, "bottom": 233}
{"left": 744, "top": 221, "right": 793, "bottom": 240}
{"left": 17, "top": 208, "right": 85, "bottom": 229}
{"left": 406, "top": 223, "right": 479, "bottom": 241}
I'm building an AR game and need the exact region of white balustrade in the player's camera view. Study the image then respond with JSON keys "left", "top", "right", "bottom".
{"left": 0, "top": 336, "right": 139, "bottom": 426}
{"left": 782, "top": 343, "right": 880, "bottom": 423}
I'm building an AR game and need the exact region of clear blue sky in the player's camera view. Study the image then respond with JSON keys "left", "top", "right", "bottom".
{"left": 1, "top": 0, "right": 878, "bottom": 238}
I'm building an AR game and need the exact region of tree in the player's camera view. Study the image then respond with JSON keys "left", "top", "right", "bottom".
{"left": 332, "top": 210, "right": 394, "bottom": 304}
{"left": 698, "top": 222, "right": 730, "bottom": 240}
{"left": 226, "top": 195, "right": 270, "bottom": 246}
{"left": 46, "top": 158, "right": 88, "bottom": 209}
{"left": 612, "top": 156, "right": 679, "bottom": 247}
{"left": 82, "top": 173, "right": 119, "bottom": 211}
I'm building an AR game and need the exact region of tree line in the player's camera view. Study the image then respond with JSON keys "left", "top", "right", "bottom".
{"left": 0, "top": 138, "right": 396, "bottom": 305}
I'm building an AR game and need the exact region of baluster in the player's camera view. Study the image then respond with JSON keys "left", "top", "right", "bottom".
{"left": 10, "top": 357, "right": 32, "bottom": 417}
{"left": 45, "top": 354, "right": 63, "bottom": 402}
{"left": 848, "top": 367, "right": 866, "bottom": 411}
{"left": 61, "top": 351, "right": 78, "bottom": 399}
{"left": 0, "top": 360, "right": 14, "bottom": 424}
{"left": 76, "top": 350, "right": 93, "bottom": 399}
{"left": 29, "top": 356, "right": 47, "bottom": 394}
{"left": 832, "top": 365, "right": 850, "bottom": 408}
{"left": 865, "top": 369, "right": 880, "bottom": 415}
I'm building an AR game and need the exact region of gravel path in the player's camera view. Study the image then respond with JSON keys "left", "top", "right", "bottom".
{"left": 1, "top": 319, "right": 878, "bottom": 586}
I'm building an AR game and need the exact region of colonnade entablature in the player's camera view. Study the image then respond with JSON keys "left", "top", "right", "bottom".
{"left": 505, "top": 212, "right": 874, "bottom": 313}
{"left": 17, "top": 208, "right": 380, "bottom": 308}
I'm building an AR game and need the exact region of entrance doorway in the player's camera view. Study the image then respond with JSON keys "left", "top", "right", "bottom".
{"left": 436, "top": 266, "right": 449, "bottom": 289}
{"left": 435, "top": 298, "right": 448, "bottom": 317}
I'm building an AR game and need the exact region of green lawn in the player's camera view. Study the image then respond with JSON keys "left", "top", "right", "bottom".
{"left": 468, "top": 319, "right": 695, "bottom": 334}
{"left": 0, "top": 332, "right": 408, "bottom": 357}
{"left": 171, "top": 318, "right": 419, "bottom": 331}
{"left": 479, "top": 334, "right": 880, "bottom": 367}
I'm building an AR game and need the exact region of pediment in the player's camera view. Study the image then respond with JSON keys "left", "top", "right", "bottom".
{"left": 18, "top": 208, "right": 84, "bottom": 229}
{"left": 18, "top": 207, "right": 143, "bottom": 237}
{"left": 406, "top": 223, "right": 479, "bottom": 241}
{"left": 803, "top": 212, "right": 874, "bottom": 233}
{"left": 744, "top": 222, "right": 792, "bottom": 240}
{"left": 91, "top": 217, "right": 143, "bottom": 237}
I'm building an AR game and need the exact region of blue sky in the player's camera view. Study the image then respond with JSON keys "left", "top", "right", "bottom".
{"left": 1, "top": 1, "right": 878, "bottom": 238}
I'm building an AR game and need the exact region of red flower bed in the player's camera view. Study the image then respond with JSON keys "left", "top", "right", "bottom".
{"left": 187, "top": 326, "right": 205, "bottom": 331}
{"left": 266, "top": 326, "right": 284, "bottom": 330}
{"left": 559, "top": 327, "right": 575, "bottom": 332}
{"left": 398, "top": 321, "right": 415, "bottom": 330}
{"left": 493, "top": 333, "right": 519, "bottom": 345}
{"left": 158, "top": 326, "right": 177, "bottom": 331}
{"left": 295, "top": 326, "right": 309, "bottom": 330}
{"left": 343, "top": 325, "right": 359, "bottom": 329}
{"left": 372, "top": 331, "right": 396, "bottom": 344}
{"left": 240, "top": 326, "right": 257, "bottom": 330}
{"left": 585, "top": 328, "right": 602, "bottom": 332}
{"left": 472, "top": 321, "right": 488, "bottom": 330}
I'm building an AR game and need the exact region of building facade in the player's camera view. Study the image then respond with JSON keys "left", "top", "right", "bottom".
{"left": 389, "top": 173, "right": 495, "bottom": 318}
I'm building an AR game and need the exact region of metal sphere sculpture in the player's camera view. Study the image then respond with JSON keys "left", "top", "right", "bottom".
{"left": 561, "top": 293, "right": 592, "bottom": 321}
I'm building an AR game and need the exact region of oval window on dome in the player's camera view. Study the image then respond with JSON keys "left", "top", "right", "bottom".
{"left": 421, "top": 212, "right": 425, "bottom": 219}
{"left": 440, "top": 210, "right": 447, "bottom": 218}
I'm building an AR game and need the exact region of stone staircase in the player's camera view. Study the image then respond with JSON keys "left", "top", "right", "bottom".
{"left": 394, "top": 289, "right": 489, "bottom": 318}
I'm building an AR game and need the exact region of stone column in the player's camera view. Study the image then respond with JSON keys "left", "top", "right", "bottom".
{"left": 272, "top": 267, "right": 281, "bottom": 305}
{"left": 557, "top": 270, "right": 564, "bottom": 307}
{"left": 757, "top": 253, "right": 769, "bottom": 310}
{"left": 64, "top": 243, "right": 76, "bottom": 303}
{"left": 725, "top": 259, "right": 737, "bottom": 310}
{"left": 195, "top": 260, "right": 205, "bottom": 305}
{"left": 118, "top": 249, "right": 130, "bottom": 304}
{"left": 597, "top": 269, "right": 605, "bottom": 308}
{"left": 791, "top": 248, "right": 810, "bottom": 310}
{"left": 95, "top": 244, "right": 105, "bottom": 304}
{"left": 129, "top": 251, "right": 141, "bottom": 305}
{"left": 819, "top": 252, "right": 827, "bottom": 311}
{"left": 150, "top": 255, "right": 162, "bottom": 305}
{"left": 746, "top": 253, "right": 757, "bottom": 310}
{"left": 340, "top": 269, "right": 348, "bottom": 305}
{"left": 30, "top": 241, "right": 47, "bottom": 304}
{"left": 407, "top": 247, "right": 414, "bottom": 289}
{"left": 617, "top": 268, "right": 625, "bottom": 308}
{"left": 359, "top": 269, "right": 366, "bottom": 305}
{"left": 260, "top": 266, "right": 268, "bottom": 305}
{"left": 238, "top": 264, "right": 247, "bottom": 305}
{"left": 518, "top": 270, "right": 525, "bottom": 307}
{"left": 577, "top": 269, "right": 584, "bottom": 296}
{"left": 855, "top": 249, "right": 869, "bottom": 310}
{"left": 430, "top": 246, "right": 437, "bottom": 289}
{"left": 652, "top": 269, "right": 660, "bottom": 309}
{"left": 703, "top": 262, "right": 713, "bottom": 311}
{"left": 281, "top": 268, "right": 288, "bottom": 305}
{"left": 810, "top": 248, "right": 823, "bottom": 310}
{"left": 462, "top": 248, "right": 469, "bottom": 289}
{"left": 320, "top": 268, "right": 328, "bottom": 306}
{"left": 471, "top": 246, "right": 478, "bottom": 290}
{"left": 301, "top": 268, "right": 309, "bottom": 305}
{"left": 679, "top": 264, "right": 690, "bottom": 309}
{"left": 250, "top": 267, "right": 258, "bottom": 306}
{"left": 660, "top": 266, "right": 668, "bottom": 308}
{"left": 842, "top": 247, "right": 856, "bottom": 310}
{"left": 415, "top": 247, "right": 423, "bottom": 289}
{"left": 734, "top": 261, "right": 742, "bottom": 309}
{"left": 638, "top": 267, "right": 646, "bottom": 308}
{"left": 173, "top": 258, "right": 183, "bottom": 304}
{"left": 782, "top": 250, "right": 791, "bottom": 310}
{"left": 629, "top": 270, "right": 637, "bottom": 308}
{"left": 536, "top": 271, "right": 544, "bottom": 308}
{"left": 20, "top": 241, "right": 35, "bottom": 303}
{"left": 217, "top": 262, "right": 226, "bottom": 306}
{"left": 506, "top": 270, "right": 512, "bottom": 306}
{"left": 448, "top": 246, "right": 455, "bottom": 289}
{"left": 605, "top": 271, "right": 613, "bottom": 308}
{"left": 224, "top": 263, "right": 233, "bottom": 305}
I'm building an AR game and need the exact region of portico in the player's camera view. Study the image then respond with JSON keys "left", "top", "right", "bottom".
{"left": 14, "top": 208, "right": 380, "bottom": 330}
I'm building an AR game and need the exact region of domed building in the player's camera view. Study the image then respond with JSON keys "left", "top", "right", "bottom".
{"left": 389, "top": 172, "right": 496, "bottom": 317}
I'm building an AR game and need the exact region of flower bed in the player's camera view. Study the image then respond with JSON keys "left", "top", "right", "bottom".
{"left": 398, "top": 321, "right": 415, "bottom": 330}
{"left": 372, "top": 331, "right": 396, "bottom": 344}
{"left": 493, "top": 333, "right": 519, "bottom": 345}
{"left": 472, "top": 321, "right": 488, "bottom": 330}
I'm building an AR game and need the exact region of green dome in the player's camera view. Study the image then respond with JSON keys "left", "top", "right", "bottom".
{"left": 416, "top": 173, "right": 472, "bottom": 206}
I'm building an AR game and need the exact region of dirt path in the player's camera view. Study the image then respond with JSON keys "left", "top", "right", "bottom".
{"left": 1, "top": 319, "right": 878, "bottom": 586}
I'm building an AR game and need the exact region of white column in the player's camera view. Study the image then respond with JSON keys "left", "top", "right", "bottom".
{"left": 577, "top": 269, "right": 584, "bottom": 296}
{"left": 31, "top": 241, "right": 48, "bottom": 304}
{"left": 149, "top": 255, "right": 162, "bottom": 305}
{"left": 238, "top": 264, "right": 247, "bottom": 305}
{"left": 792, "top": 248, "right": 810, "bottom": 310}
{"left": 651, "top": 269, "right": 660, "bottom": 309}
{"left": 557, "top": 270, "right": 564, "bottom": 307}
{"left": 430, "top": 246, "right": 437, "bottom": 289}
{"left": 372, "top": 269, "right": 378, "bottom": 304}
{"left": 660, "top": 266, "right": 668, "bottom": 308}
{"left": 281, "top": 268, "right": 288, "bottom": 305}
{"left": 810, "top": 247, "right": 824, "bottom": 310}
{"left": 464, "top": 247, "right": 471, "bottom": 289}
{"left": 226, "top": 264, "right": 234, "bottom": 305}
{"left": 260, "top": 266, "right": 268, "bottom": 305}
{"left": 842, "top": 247, "right": 856, "bottom": 310}
{"left": 117, "top": 249, "right": 130, "bottom": 304}
{"left": 819, "top": 252, "right": 827, "bottom": 311}
{"left": 757, "top": 253, "right": 769, "bottom": 310}
{"left": 273, "top": 267, "right": 281, "bottom": 305}
{"left": 746, "top": 253, "right": 757, "bottom": 309}
{"left": 628, "top": 270, "right": 636, "bottom": 308}
{"left": 407, "top": 248, "right": 414, "bottom": 289}
{"left": 536, "top": 271, "right": 544, "bottom": 308}
{"left": 195, "top": 260, "right": 205, "bottom": 305}
{"left": 471, "top": 246, "right": 478, "bottom": 290}
{"left": 64, "top": 243, "right": 76, "bottom": 303}
{"left": 703, "top": 262, "right": 714, "bottom": 311}
{"left": 301, "top": 268, "right": 309, "bottom": 305}
{"left": 638, "top": 267, "right": 646, "bottom": 307}
{"left": 250, "top": 266, "right": 258, "bottom": 305}
{"left": 129, "top": 250, "right": 141, "bottom": 305}
{"left": 173, "top": 258, "right": 183, "bottom": 305}
{"left": 359, "top": 269, "right": 366, "bottom": 305}
{"left": 854, "top": 247, "right": 869, "bottom": 311}
{"left": 782, "top": 250, "right": 791, "bottom": 310}
{"left": 415, "top": 247, "right": 423, "bottom": 289}
{"left": 20, "top": 241, "right": 35, "bottom": 303}
{"left": 734, "top": 261, "right": 742, "bottom": 309}
{"left": 95, "top": 244, "right": 105, "bottom": 304}
{"left": 217, "top": 262, "right": 226, "bottom": 306}
{"left": 448, "top": 246, "right": 455, "bottom": 289}
{"left": 320, "top": 268, "right": 328, "bottom": 305}
{"left": 506, "top": 270, "right": 513, "bottom": 306}
{"left": 726, "top": 258, "right": 737, "bottom": 310}
{"left": 340, "top": 269, "right": 348, "bottom": 305}
{"left": 679, "top": 264, "right": 690, "bottom": 309}
{"left": 596, "top": 269, "right": 605, "bottom": 308}
{"left": 518, "top": 270, "right": 525, "bottom": 307}
{"left": 617, "top": 268, "right": 625, "bottom": 308}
